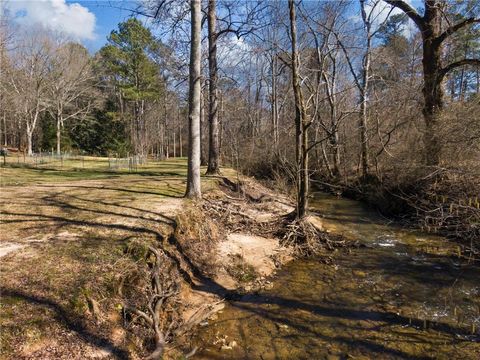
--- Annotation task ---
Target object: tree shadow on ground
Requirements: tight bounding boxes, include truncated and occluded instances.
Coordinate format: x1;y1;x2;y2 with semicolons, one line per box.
0;288;129;359
40;184;185;198
1;183;478;359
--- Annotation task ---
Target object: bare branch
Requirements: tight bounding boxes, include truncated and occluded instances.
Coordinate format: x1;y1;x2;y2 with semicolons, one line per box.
439;59;480;82
383;0;425;30
435;17;480;45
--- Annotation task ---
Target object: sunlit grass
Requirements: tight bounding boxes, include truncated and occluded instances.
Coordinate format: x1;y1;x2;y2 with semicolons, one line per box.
0;155;233;358
0;156;231;188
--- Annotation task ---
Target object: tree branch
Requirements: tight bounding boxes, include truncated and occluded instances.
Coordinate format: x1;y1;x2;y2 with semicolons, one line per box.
435;17;480;45
439;59;480;81
383;0;424;30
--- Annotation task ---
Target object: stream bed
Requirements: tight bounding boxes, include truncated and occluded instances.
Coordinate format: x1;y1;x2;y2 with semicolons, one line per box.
193;193;480;359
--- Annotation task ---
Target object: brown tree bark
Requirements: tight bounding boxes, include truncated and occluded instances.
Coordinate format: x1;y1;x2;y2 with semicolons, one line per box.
206;0;221;175
385;0;480;166
56;112;62;155
359;0;371;176
289;0;309;219
271;53;279;149
185;0;202;199
200;85;207;166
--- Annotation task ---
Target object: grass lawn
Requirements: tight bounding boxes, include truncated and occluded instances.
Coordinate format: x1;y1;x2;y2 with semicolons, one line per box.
0;157;227;359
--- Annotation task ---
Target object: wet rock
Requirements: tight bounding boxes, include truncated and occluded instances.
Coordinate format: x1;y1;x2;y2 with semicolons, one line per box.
353;270;367;277
221;341;237;350
326;355;341;360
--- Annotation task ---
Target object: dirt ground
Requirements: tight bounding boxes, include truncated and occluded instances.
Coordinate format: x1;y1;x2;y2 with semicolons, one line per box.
0;159;191;359
0;158;296;359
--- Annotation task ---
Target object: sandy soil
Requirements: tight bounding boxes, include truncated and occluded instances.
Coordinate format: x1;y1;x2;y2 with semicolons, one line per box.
0;243;25;257
219;233;286;277
0;163;302;359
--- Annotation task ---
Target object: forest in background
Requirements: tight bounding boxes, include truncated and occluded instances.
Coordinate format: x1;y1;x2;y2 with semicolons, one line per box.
0;0;479;252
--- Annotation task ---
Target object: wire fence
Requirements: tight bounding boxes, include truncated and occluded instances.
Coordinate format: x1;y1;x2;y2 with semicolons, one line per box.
1;150;149;172
107;155;148;171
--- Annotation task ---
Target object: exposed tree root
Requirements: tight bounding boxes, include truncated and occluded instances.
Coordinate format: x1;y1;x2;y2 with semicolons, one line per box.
121;243;196;359
277;215;343;256
116;177;349;357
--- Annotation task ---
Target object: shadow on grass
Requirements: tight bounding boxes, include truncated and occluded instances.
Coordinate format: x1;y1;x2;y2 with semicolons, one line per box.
2;173;476;358
0;288;129;359
40;184;184;198
1;161;189;180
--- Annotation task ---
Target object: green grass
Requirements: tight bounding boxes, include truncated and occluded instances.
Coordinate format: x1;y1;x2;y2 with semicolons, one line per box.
0;156;234;358
0;157;196;186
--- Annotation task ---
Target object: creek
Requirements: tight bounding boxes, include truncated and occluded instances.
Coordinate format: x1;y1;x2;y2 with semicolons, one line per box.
193;192;480;359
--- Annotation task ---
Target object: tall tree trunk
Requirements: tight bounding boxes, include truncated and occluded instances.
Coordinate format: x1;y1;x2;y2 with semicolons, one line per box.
422;36;443;166
26;107;40;156
385;0;480;166
359;0;371;177
289;0;309;219
359;88;369;176
219;90;223;152
26;125;33;156
56;109;62;155
331;121;340;178
322;65;340;178
200;86;207;165
173;129;176;158
179;107;183;158
163;100;168;159
3;112;7;146
206;0;220;174
420;2;444;166
185;0;202;199
56;116;61;155
271;54;279;149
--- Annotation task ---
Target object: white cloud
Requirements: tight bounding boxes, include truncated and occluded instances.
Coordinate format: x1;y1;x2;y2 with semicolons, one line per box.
8;0;96;40
351;0;417;38
218;36;251;69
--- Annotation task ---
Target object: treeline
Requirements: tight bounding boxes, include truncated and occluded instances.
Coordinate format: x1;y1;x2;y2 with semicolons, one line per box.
1;1;479;245
0;17;185;157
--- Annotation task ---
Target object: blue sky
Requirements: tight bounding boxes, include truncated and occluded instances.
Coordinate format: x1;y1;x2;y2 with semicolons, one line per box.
8;0;423;54
71;1;140;52
7;0;149;53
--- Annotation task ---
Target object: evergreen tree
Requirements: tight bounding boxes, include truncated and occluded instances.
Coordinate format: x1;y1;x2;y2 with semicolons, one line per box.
99;18;164;155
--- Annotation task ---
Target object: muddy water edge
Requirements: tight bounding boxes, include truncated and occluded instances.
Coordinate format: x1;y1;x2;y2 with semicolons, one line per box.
191;192;480;359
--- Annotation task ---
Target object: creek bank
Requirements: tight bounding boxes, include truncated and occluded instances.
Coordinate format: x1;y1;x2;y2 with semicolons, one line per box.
127;175;333;359
311;168;480;259
190;191;480;360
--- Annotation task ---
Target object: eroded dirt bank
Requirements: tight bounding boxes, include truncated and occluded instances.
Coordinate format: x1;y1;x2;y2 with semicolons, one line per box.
190;192;480;359
0;163;314;359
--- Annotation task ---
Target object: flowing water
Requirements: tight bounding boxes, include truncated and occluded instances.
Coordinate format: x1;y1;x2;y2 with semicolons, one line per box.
193;193;480;359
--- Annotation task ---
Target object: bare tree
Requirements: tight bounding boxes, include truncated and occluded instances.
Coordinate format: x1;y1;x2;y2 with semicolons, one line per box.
289;0;309;218
49;43;96;155
333;0;393;177
385;0;480;166
300;1;349;178
8;31;52;155
206;0;221;175
185;0;202;199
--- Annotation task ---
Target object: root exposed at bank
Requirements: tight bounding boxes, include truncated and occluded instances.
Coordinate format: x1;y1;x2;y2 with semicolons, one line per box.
118;207;222;359
276;214;345;257
100;176;345;357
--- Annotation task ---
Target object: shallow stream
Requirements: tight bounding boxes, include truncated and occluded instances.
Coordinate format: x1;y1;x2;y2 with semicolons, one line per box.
193;193;480;359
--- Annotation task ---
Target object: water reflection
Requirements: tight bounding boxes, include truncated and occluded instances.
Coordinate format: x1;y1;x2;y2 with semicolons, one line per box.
193;193;480;359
